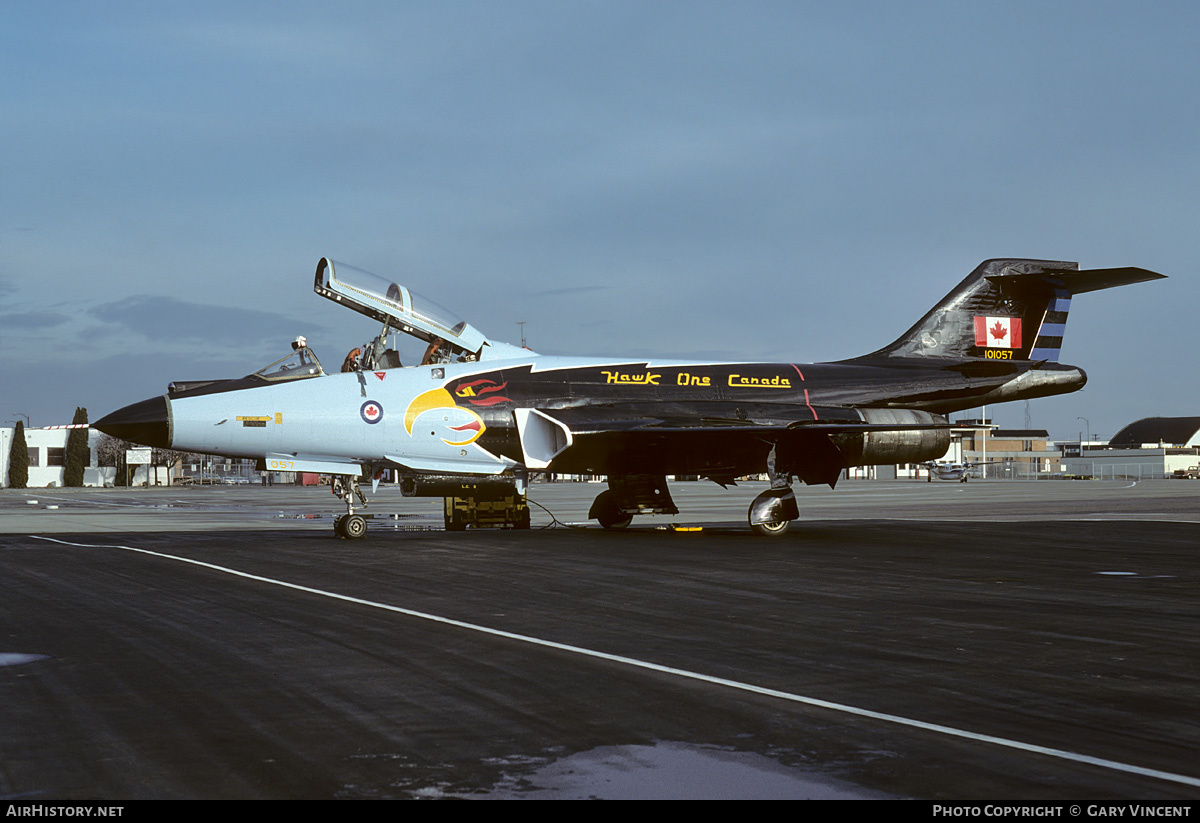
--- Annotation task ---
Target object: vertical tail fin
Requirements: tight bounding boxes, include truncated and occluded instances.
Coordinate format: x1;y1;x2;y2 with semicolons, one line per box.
858;258;1164;363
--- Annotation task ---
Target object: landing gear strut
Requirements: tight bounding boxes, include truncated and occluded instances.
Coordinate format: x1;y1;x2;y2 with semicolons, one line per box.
332;474;369;539
747;445;799;537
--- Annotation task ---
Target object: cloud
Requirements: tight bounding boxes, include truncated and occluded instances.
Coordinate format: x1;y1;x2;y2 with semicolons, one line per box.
87;295;322;346
0;311;71;329
539;285;610;298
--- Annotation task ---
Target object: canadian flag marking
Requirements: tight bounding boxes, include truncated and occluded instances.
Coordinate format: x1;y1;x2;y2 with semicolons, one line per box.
974;316;1022;349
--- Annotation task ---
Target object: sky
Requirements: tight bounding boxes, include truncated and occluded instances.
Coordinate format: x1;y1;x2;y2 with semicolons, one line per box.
1;1;1196;443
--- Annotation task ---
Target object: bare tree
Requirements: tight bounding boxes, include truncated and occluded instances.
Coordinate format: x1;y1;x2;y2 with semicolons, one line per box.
149;448;188;486
95;433;131;486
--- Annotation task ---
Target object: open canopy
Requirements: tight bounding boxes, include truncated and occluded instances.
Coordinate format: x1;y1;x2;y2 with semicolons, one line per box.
314;257;491;358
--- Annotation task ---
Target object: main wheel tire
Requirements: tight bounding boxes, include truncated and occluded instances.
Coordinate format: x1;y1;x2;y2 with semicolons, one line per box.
750;518;791;537
593;490;632;530
342;514;367;539
333;514;346;538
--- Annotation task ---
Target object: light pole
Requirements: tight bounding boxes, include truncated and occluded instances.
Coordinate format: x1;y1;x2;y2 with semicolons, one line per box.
1076;416;1091;448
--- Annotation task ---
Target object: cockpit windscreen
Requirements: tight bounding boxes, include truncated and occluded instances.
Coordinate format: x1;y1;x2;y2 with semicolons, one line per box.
251;347;324;382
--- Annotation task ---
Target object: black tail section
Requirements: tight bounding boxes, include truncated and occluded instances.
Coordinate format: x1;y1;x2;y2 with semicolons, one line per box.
857;258;1164;363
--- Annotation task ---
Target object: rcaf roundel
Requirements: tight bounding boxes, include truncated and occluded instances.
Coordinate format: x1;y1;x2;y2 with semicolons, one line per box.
360;400;384;424
974;316;1022;349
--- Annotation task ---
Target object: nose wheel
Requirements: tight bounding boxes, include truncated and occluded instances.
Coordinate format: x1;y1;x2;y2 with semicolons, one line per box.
335;513;368;539
331;474;369;539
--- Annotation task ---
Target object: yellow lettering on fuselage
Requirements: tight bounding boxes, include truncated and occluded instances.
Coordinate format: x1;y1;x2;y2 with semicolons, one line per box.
676;372;711;387
728;374;792;388
983;349;1015;360
602;370;660;385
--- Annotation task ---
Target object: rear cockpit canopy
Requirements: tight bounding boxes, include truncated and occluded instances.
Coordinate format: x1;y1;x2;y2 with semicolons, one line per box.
314;258;491;360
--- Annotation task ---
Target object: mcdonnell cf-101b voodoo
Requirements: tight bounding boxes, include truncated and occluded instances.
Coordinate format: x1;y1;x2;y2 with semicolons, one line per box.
96;257;1163;538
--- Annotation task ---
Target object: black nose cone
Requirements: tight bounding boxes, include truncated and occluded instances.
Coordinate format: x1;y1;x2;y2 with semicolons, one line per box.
94;396;171;449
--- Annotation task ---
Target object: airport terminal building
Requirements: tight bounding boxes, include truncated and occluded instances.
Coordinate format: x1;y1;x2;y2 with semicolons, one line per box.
956;421;1061;479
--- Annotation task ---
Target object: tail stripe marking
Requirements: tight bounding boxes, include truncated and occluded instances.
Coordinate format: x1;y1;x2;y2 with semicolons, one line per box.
1031;285;1072;361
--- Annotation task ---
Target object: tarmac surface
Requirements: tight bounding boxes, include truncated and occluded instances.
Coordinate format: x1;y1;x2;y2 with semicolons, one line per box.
1;479;1198;799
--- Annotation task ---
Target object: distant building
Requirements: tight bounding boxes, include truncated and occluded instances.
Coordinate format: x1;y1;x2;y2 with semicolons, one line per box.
959;424;1060;479
1109;417;1200;448
0;427;114;488
1061;416;1200;480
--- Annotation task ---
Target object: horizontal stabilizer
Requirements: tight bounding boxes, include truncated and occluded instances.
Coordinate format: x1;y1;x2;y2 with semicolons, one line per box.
988;266;1165;295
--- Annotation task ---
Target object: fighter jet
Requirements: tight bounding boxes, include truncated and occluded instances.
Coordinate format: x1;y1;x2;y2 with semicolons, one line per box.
95;257;1163;538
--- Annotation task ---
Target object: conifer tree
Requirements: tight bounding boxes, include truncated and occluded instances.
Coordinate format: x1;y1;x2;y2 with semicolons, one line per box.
8;421;29;489
64;407;89;487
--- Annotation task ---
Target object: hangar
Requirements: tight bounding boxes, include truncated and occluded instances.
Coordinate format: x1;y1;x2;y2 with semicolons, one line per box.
1061;416;1200;480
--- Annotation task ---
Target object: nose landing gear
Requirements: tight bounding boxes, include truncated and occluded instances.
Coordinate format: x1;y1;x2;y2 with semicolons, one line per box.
332;475;369;539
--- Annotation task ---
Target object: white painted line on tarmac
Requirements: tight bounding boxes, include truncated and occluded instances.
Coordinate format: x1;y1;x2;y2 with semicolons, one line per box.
30;534;1200;791
21;493;181;509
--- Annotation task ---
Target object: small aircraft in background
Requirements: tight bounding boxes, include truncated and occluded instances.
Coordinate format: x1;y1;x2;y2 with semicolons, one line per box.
96;257;1163;538
922;461;986;482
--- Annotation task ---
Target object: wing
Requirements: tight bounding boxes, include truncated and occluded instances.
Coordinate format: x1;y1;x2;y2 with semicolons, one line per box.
526;402;952;487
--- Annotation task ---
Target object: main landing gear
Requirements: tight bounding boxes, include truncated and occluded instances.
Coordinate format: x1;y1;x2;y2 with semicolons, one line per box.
589;475;678;530
747;486;799;537
588;472;800;536
748;445;800;537
332;474;369;539
589;490;633;529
